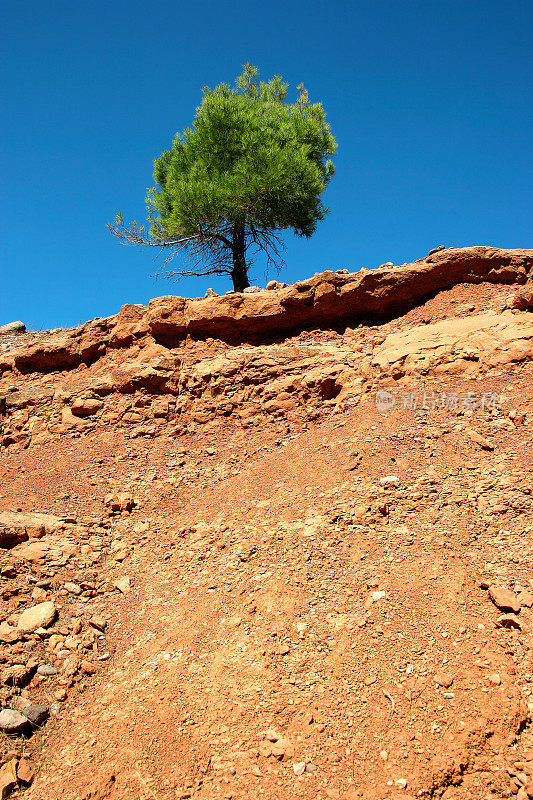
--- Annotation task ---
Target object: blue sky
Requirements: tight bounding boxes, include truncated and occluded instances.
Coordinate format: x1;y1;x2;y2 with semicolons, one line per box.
1;0;531;330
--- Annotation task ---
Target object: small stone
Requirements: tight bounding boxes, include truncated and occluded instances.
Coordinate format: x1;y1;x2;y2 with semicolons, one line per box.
517;591;533;608
293;762;306;775
88;615;107;632
428;245;446;255
466;429;494;450
271;738;293;760
31;587;47;603
113;576;131;593
8;696;32;712
21;703;49;726
496;614;522;630
71;398;103;418
3;664;30;686
37;665;58;676
435;673;454;688
243;286;262;293
0;759;17;798
488;673;501;686
265;728;280;742
258;741;273;758
0;708;29;733
489;585;521;613
81;660;97;675
63;582;82;595
372;591;386;601
104;492;135;513
54;689;67;701
395;778;408;789
0;622;20;644
16;758;36;785
379;475;400;487
17;602;57;634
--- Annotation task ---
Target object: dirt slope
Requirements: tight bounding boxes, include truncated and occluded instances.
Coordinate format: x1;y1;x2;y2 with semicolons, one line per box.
0;247;532;800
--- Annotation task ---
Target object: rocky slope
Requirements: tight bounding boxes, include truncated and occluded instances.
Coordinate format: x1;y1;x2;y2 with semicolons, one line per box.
0;246;532;800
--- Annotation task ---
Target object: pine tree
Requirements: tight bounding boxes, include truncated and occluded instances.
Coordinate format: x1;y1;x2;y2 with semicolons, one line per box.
109;64;337;292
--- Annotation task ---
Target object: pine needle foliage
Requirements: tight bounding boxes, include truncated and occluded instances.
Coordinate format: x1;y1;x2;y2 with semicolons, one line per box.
109;64;337;292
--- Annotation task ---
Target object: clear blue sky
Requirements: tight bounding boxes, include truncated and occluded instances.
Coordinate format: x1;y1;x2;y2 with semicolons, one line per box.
1;0;531;330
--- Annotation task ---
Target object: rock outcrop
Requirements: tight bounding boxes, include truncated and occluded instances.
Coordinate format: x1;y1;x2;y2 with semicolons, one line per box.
1;246;531;376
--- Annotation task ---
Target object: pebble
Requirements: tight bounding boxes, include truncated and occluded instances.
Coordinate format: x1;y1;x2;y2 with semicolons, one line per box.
379;475;400;487
3;664;30;686
435;673;454;688
293;762;306;775
113;576;131;593
54;689;67;701
37;665;58;676
271;738;293;759
17;758;36;784
489;585;521;613
517;591;533;608
63;582;82;595
31;587;48;603
496;613;522;630
0;708;29;733
17;602;57;634
21;703;49;726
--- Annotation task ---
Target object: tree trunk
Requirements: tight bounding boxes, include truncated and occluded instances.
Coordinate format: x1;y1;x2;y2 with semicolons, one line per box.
231;225;250;292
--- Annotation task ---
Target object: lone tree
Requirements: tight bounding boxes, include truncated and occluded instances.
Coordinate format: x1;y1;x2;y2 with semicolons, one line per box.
109;64;337;292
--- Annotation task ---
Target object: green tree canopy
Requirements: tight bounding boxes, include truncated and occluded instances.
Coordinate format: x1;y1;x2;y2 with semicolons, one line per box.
109;64;337;292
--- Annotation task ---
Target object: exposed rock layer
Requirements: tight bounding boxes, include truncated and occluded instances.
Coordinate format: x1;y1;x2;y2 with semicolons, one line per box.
2;246;532;375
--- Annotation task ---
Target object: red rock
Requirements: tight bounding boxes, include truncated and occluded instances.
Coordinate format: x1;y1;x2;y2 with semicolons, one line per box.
489;585;521;613
517;591;533;608
4;247;532;373
16;758;36;785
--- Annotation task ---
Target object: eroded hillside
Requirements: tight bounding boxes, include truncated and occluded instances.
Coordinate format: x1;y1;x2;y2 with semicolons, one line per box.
0;246;532;800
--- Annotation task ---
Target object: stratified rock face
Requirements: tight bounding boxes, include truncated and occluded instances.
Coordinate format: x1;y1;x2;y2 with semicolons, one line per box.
1;246;531;375
0;246;531;450
145;246;533;345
